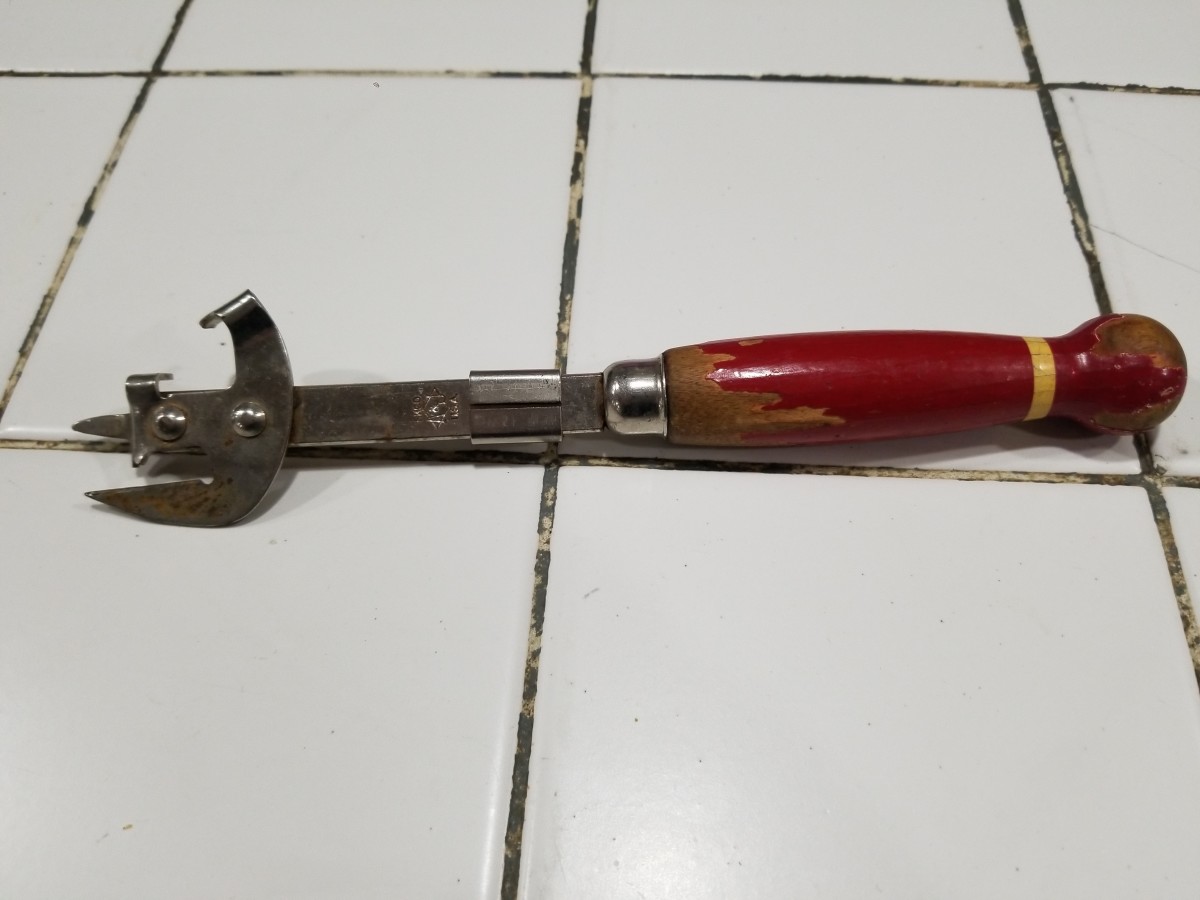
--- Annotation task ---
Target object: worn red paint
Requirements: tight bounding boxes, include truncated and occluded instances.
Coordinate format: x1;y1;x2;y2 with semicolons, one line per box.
1048;316;1187;433
685;315;1186;446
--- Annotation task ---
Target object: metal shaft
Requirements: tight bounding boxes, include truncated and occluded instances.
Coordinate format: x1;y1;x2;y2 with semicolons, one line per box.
290;372;608;445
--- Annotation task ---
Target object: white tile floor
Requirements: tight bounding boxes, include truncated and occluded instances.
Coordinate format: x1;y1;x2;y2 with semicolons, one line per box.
0;78;140;372
1;76;579;439
1055;89;1200;474
1;451;541;898
166;0;589;73
1021;0;1200;89
2;2;1198;898
523;468;1200;899
591;0;1028;80
0;0;181;72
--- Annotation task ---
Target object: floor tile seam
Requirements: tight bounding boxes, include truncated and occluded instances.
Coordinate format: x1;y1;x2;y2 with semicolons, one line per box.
499;461;560;899
552;74;593;374
1163;476;1200;490
1144;481;1200;692
1045;81;1200;97
1002;2;1200;676
1006;0;1112;319
4;70;1197;96
500;4;597;897
0;439;1164;488
0;0;195;424
558;453;1148;487
1012;0;1200;695
0;85;148;421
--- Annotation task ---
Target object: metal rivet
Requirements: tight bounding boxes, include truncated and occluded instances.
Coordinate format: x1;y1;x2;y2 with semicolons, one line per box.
151;405;188;441
231;402;267;438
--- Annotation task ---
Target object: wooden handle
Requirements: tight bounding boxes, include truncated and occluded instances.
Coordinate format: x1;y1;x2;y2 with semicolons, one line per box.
663;314;1186;447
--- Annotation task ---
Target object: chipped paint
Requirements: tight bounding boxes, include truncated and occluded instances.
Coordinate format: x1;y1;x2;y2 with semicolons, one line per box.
667;347;846;444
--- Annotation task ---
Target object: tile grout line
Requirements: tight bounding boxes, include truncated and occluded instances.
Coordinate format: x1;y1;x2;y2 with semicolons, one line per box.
1006;0;1111;317
3;68;1199;97
1007;0;1200;690
0;0;196;424
500;2;597;897
553;16;597;373
10;435;1200;491
1145;483;1200;689
498;462;560;899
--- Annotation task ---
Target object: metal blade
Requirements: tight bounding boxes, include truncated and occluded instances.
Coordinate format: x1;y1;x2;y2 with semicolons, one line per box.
84;476;259;527
73;414;131;440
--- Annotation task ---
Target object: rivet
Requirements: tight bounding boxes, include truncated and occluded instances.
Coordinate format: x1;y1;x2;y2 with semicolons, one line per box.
151;405;188;441
231;402;267;438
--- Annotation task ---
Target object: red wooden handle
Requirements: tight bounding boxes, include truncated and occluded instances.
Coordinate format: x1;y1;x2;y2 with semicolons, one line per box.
662;314;1186;447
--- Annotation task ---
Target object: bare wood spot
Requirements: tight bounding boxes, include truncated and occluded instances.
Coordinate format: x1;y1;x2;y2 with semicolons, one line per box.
664;347;843;446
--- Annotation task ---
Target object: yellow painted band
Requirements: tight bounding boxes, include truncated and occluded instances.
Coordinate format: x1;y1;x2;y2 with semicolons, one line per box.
1023;336;1056;421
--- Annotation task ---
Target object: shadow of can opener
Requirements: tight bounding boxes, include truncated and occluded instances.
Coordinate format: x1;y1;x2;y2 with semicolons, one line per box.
74;290;1187;527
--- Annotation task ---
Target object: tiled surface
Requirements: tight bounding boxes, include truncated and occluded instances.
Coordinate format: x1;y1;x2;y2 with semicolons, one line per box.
593;0;1028;80
0;449;541;898
1056;90;1200;474
565;78;1129;473
167;0;590;72
1022;0;1200;88
0;79;140;376
2;76;578;440
522;467;1200;898
1170;487;1200;607
4;3;1200;898
0;0;181;71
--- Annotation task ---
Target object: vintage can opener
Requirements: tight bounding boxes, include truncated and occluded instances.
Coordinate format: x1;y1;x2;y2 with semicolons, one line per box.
74;290;1186;526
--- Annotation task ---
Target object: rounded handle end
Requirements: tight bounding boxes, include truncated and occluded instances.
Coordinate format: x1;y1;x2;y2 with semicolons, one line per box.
1054;314;1187;434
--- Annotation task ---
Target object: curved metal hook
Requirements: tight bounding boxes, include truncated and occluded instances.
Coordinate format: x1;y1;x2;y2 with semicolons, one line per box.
85;291;294;527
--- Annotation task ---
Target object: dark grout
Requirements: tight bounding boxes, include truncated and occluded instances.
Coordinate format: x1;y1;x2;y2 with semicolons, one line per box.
0;435;1174;490
0;0;196;425
1006;0;1111;317
149;0;195;72
1145;484;1200;689
141;68;579;79
499;462;560;898
602;70;1035;89
1;70;154;78
4;67;1198;97
1046;80;1200;97
500;2;598;895
553;36;597;372
1008;0;1200;693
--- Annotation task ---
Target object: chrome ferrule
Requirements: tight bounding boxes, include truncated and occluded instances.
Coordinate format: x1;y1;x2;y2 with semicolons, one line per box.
602;357;667;437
